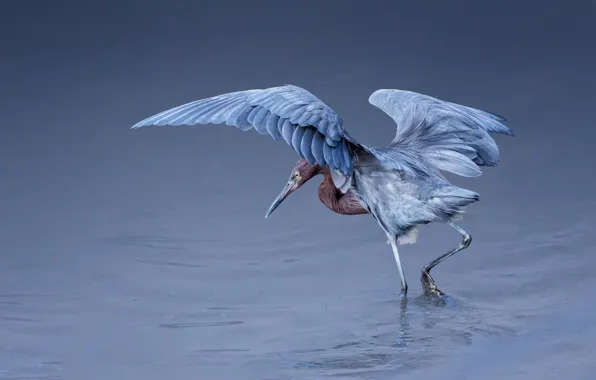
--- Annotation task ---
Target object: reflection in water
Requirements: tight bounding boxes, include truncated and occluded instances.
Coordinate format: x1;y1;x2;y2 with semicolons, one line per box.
261;293;519;379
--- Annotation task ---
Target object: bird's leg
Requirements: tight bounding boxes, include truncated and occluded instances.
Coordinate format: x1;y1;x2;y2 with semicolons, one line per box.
421;221;471;301
388;235;408;297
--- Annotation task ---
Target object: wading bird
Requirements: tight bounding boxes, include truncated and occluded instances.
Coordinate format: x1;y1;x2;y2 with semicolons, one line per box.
132;85;513;300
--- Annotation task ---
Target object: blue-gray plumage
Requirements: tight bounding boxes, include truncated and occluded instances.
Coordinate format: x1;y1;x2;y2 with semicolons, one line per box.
131;84;513;301
133;85;354;174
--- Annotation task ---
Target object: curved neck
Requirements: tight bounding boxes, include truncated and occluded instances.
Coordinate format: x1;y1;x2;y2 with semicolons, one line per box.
318;166;334;186
318;165;331;179
316;166;367;215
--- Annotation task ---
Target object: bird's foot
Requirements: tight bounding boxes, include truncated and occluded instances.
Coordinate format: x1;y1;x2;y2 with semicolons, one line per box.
421;270;448;304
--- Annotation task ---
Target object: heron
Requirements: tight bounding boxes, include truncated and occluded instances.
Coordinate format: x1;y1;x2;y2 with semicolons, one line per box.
131;84;513;300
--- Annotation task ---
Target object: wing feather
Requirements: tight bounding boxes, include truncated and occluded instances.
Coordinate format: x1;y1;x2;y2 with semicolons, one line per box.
251;107;270;135
323;143;334;165
280;119;294;145
367;89;512;178
265;114;283;141
132;85;354;174
300;128;316;164
311;132;326;166
332;144;344;173
291;125;306;155
229;105;254;131
246;106;263;125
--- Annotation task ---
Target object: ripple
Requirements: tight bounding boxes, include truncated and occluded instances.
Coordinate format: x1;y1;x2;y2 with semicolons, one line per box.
1;316;38;323
331;341;363;350
192;348;250;353
203;305;288;311
0;377;63;380
157;320;244;328
135;258;205;268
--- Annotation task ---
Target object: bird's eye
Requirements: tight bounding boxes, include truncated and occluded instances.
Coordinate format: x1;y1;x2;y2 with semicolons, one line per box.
293;172;300;180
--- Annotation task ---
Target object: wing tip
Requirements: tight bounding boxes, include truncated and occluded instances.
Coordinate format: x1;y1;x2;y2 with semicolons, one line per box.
131;120;162;129
367;89;388;104
131;120;197;129
485;110;508;122
483;110;515;137
492;123;515;137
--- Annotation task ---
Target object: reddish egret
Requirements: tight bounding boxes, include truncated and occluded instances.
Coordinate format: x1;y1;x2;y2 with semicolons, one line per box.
132;85;513;300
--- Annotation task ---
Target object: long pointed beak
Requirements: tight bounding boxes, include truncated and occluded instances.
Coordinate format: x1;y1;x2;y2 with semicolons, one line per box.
265;182;294;218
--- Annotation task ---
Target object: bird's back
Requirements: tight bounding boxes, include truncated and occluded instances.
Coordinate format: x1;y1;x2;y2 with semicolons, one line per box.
346;148;480;238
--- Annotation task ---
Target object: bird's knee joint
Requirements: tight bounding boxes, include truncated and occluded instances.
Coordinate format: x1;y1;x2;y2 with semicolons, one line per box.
462;234;472;248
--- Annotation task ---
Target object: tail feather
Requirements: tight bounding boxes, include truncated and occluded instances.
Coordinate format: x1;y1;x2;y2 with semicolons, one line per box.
430;185;480;220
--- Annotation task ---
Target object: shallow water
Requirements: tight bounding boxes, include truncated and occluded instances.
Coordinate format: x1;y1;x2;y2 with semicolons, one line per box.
2;193;596;379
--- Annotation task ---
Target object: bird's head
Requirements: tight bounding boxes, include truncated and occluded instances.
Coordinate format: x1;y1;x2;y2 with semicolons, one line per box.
265;159;323;218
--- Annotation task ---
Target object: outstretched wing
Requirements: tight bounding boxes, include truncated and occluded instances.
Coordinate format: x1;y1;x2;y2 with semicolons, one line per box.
132;85;355;174
367;89;513;178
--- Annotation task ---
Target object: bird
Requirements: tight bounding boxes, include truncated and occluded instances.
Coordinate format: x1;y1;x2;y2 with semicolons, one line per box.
131;84;513;300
